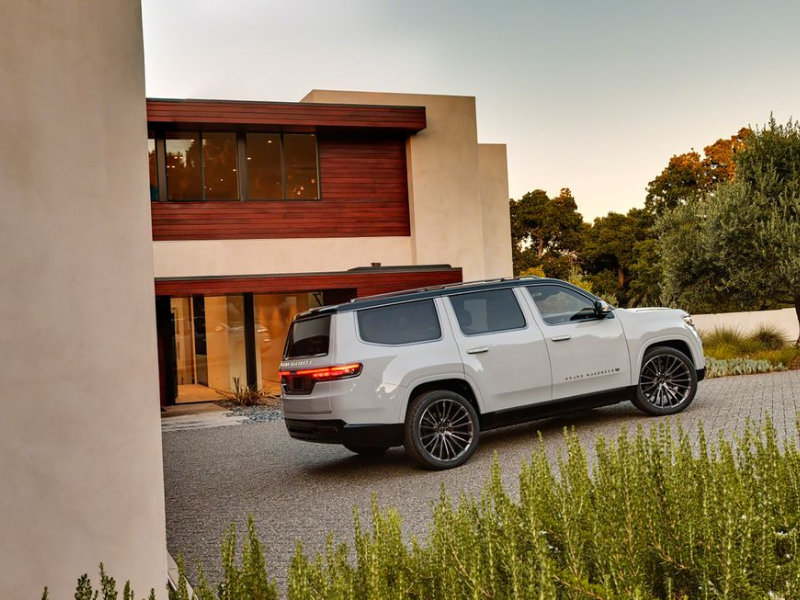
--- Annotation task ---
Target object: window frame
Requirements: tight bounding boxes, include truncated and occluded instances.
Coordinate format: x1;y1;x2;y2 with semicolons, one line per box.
355;298;444;347
525;282;608;327
149;129;321;203
447;288;528;337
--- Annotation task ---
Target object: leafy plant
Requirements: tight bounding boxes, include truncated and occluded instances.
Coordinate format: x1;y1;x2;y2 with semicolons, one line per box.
43;563;154;600
750;324;788;351
215;377;279;408
705;356;786;378
701;326;800;375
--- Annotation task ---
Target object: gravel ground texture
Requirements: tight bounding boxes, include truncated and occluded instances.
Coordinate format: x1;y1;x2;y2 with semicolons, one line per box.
223;402;284;423
163;370;800;591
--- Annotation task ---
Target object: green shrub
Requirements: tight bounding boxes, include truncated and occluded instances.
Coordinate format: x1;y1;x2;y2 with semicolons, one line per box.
750;324;788;350
705;356;787;378
702;325;800;372
215;377;279;408
42;563;155;600
55;419;800;599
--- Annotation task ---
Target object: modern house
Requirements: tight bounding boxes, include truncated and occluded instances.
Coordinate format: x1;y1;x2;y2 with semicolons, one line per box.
2;2;512;597
149;91;512;405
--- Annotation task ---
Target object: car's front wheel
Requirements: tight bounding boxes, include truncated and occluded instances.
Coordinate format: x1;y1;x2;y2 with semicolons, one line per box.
632;346;698;415
404;390;479;469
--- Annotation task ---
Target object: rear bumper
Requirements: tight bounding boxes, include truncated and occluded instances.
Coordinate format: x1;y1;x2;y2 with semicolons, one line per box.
697;367;706;382
285;418;403;448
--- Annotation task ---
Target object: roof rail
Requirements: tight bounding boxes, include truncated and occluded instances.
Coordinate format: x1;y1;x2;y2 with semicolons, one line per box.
346;275;541;303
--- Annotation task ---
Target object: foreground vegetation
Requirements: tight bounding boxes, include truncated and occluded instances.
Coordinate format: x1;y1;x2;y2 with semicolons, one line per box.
54;418;800;599
702;325;800;378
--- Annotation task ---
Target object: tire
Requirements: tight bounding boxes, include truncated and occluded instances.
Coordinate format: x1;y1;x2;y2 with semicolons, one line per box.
404;390;480;470
343;444;388;456
632;346;698;416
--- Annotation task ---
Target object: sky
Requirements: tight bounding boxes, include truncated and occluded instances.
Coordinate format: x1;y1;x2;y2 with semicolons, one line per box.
141;0;800;221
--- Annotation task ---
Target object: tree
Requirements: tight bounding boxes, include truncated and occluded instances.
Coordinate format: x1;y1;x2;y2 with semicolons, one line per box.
509;188;584;278
659;118;800;344
645;128;750;216
580;208;654;306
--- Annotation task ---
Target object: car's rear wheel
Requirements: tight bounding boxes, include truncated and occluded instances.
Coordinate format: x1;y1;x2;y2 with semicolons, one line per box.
632;346;697;415
404;390;479;469
343;444;388;456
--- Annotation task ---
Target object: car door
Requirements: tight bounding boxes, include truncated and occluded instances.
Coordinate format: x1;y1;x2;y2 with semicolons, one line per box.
522;283;631;400
443;287;552;413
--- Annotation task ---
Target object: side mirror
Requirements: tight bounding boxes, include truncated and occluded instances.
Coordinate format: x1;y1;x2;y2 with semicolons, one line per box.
594;300;612;318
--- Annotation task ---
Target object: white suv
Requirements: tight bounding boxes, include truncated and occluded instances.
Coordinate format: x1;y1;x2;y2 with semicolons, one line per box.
280;278;705;469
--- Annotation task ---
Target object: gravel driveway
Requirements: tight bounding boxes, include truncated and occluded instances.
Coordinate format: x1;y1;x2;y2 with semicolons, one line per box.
163;370;800;589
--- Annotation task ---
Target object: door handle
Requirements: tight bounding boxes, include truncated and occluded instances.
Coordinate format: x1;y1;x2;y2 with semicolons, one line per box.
466;346;489;354
551;335;571;342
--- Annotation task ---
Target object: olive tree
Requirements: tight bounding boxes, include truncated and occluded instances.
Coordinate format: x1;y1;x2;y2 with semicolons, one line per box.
659;118;800;344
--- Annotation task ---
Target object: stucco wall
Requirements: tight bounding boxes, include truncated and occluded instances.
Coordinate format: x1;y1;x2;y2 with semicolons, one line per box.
478;144;513;278
302;90;507;282
693;308;799;343
0;2;167;598
153;236;413;278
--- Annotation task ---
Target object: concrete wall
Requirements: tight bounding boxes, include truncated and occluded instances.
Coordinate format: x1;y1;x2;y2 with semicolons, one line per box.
693;308;799;343
0;2;167;598
302;90;510;282
153;236;413;278
478;144;513;278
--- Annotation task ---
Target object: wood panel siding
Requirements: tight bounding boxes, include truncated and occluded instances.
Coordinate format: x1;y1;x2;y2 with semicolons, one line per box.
151;135;411;240
146;99;426;132
154;268;463;298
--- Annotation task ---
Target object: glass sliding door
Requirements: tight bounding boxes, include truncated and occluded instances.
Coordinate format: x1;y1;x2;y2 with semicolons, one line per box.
161;291;336;403
169;294;248;403
253;292;323;394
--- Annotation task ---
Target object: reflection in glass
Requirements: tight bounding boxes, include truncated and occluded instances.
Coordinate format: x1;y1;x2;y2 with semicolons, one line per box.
148;138;158;201
284;134;319;199
254;292;323;394
246;133;283;199
165;132;202;200
203;132;239;200
170;294;248;403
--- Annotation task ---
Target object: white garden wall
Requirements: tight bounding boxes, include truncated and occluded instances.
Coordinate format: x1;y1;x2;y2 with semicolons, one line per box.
692;307;799;342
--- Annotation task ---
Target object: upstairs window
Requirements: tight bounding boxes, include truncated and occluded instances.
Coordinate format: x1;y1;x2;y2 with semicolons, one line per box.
284;134;319;199
246;133;283;199
150;131;319;201
147;138;158;201
165;132;238;201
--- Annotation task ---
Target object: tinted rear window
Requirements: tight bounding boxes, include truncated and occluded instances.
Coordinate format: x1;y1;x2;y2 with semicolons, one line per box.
284;315;331;358
357;299;441;345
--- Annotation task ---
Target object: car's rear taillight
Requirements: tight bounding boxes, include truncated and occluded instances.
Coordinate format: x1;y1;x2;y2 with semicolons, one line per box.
279;363;362;393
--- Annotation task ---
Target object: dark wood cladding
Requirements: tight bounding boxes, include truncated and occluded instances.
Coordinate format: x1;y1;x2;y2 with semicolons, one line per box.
151;135;411;240
146;99;426;132
154;269;463;298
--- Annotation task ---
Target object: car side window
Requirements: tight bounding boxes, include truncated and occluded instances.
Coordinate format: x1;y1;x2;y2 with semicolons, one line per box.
357;299;441;345
526;285;598;325
449;289;526;335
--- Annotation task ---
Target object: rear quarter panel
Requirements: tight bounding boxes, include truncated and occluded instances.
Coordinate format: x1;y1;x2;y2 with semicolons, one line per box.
334;301;465;423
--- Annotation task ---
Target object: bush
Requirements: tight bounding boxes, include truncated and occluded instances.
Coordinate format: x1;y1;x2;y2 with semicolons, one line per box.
702;326;799;372
288;419;800;599
215;377;279;408
705;356;786;378
56;419;800;599
750;324;788;351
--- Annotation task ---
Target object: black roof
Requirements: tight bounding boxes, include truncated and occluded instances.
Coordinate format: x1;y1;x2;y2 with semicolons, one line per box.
295;277;598;319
